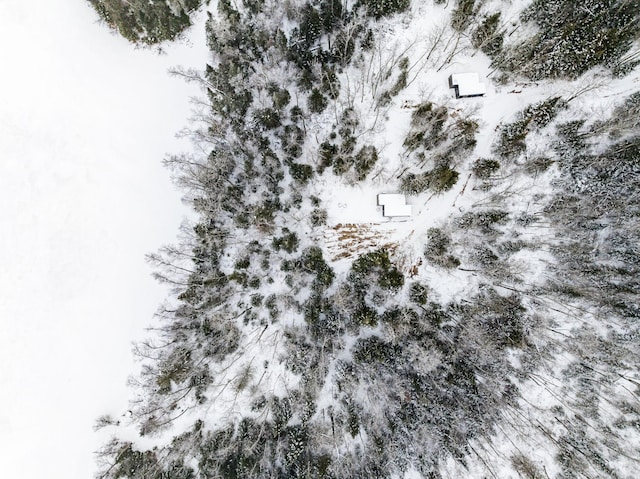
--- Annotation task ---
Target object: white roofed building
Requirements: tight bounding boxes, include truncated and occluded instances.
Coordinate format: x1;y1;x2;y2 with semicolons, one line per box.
377;193;412;217
449;73;486;98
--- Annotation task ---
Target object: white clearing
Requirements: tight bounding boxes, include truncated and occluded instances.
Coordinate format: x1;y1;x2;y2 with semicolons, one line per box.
0;2;206;478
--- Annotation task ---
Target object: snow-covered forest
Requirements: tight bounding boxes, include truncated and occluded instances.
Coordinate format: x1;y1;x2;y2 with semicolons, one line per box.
87;0;640;477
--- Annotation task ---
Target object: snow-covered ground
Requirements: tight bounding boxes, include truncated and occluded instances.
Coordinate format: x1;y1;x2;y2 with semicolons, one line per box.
0;2;206;477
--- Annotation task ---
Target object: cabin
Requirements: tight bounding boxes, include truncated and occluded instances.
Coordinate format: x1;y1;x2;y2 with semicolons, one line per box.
377;193;412;218
448;73;486;98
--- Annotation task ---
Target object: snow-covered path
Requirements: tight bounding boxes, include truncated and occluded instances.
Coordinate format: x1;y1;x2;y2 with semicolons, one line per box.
0;2;205;477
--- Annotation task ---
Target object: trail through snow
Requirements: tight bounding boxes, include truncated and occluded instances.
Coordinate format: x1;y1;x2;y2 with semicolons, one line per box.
0;2;206;477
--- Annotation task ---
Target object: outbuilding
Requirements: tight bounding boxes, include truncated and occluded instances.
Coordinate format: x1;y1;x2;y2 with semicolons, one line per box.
377;193;412;217
449;73;486;98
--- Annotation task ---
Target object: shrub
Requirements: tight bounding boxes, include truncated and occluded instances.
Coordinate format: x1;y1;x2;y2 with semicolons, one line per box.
555;120;587;156
476;291;526;348
320;0;344;31
424;228;460;268
253;199;282;226
156;346;194;393
351;249;404;291
471;246;499;267
400;172;431;194
354;145;378;181
429;165;459;192
288;162;314;184
493;119;529;159
298;3;323;47
318;141;338;173
389;57;409;96
265;294;279;319
523;97;566;129
338;108;359;137
300;246;335;287
510;0;640;79
511;454;545;479
425;228;449;257
472;158;500;179
340;134;356;155
254;108;281;130
358;0;410;19
88;0;196;45
308;88;328;113
331;154;350;176
401;162;459;194
272;229;300;253
379;57;409;105
524;156;554;176
234;257;251;269
321;67;341;99
353;304;379;327
448;119;479;155
471;13;504;56
290;105;304;121
229;270;248;286
353;336;401;363
110;443;165;478
404;102;448;151
331;28;359;65
457;210;509;234
493;98;565;159
408;282;429;304
280;125;305;158
269;85;291;109
451;0;477;32
310;208;328;226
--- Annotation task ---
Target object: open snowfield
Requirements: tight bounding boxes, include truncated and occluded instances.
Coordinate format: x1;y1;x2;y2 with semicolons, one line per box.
0;2;206;477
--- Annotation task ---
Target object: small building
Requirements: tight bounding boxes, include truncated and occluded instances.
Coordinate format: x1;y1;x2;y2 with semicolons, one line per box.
448;73;486;98
377;193;412;217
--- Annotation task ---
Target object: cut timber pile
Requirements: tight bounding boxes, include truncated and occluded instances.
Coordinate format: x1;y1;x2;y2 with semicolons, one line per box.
324;223;393;260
